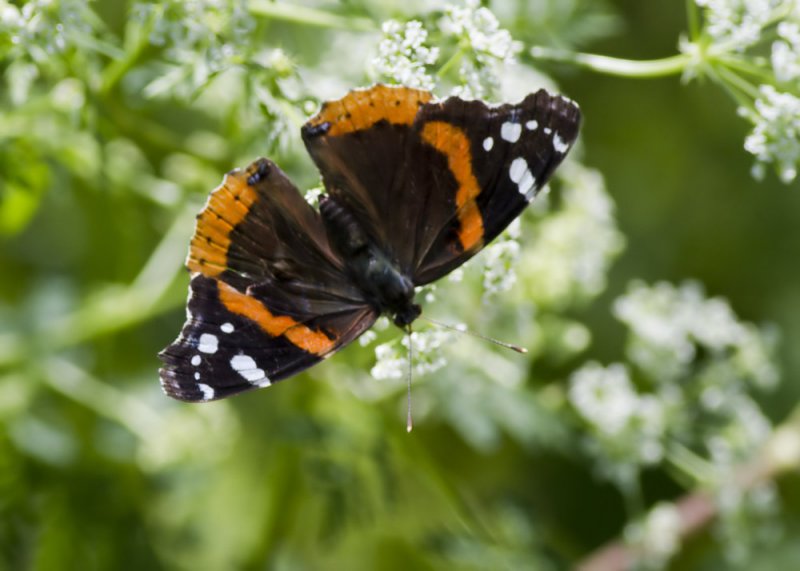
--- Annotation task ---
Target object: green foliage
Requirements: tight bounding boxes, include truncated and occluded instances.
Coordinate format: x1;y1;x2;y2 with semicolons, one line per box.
2;1;800;570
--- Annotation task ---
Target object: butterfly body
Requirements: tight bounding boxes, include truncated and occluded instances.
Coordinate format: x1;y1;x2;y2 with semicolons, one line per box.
159;85;581;402
319;193;421;327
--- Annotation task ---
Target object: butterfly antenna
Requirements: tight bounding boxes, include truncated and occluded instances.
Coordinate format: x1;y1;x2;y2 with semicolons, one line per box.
421;316;528;354
406;324;413;433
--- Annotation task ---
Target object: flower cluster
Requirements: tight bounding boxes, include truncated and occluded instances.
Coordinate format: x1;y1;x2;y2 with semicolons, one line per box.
688;0;800;182
569;362;669;486
614;280;778;388
0;0;102;103
519;164;625;307
479;219;520;299
373;20;439;90
695;0;784;49
772;21;800;84
440;0;521;98
371;328;458;381
371;0;521;99
624;502;683;569
569;279;779;525
742;85;800;183
0;0;92;58
133;0;254;93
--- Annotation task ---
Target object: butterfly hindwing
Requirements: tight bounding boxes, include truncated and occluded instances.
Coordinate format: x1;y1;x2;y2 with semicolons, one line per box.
159;275;377;402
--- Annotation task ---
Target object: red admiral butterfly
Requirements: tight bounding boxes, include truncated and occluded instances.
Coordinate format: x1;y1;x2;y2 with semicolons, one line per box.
159;84;581;403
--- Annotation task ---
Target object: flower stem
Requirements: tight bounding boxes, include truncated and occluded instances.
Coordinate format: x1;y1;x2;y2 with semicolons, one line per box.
666;441;718;486
686;0;701;41
248;1;375;32
437;45;467;78
530;47;692;78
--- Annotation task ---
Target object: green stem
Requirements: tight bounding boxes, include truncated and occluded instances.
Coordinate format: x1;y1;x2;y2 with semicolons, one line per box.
437;45;467;78
686;0;701;41
704;65;753;110
248;1;375;32
717;55;774;84
666;441;718;486
715;65;761;99
530;47;692;78
621;473;645;520
44;357;161;441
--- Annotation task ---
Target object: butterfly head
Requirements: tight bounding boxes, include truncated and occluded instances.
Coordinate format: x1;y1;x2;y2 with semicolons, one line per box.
392;301;421;328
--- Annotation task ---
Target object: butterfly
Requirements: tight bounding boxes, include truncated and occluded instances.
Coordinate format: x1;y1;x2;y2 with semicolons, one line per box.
159;84;581;403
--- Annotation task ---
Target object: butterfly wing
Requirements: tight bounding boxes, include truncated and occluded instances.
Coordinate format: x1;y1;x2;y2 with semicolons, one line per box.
159;275;377;402
301;85;581;284
159;159;377;402
408;90;582;284
301;84;435;275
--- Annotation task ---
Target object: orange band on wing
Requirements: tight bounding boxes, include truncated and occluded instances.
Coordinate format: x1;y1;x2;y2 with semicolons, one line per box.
420;121;485;252
186;166;259;276
305;85;433;137
217;282;336;355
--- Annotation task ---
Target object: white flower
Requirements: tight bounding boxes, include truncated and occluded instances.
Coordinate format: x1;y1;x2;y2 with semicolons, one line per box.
371;341;406;380
625;502;682;566
695;0;784;49
741;85;800;183
772;21;800;83
520;164;624;306
303;186;323;206
370;328;456;381
358;330;377;347
440;0;519;64
372;19;439;90
137;0;253;74
616;282;737;373
440;0;521;97
614;280;778;391
569;362;639;436
480;219;521;299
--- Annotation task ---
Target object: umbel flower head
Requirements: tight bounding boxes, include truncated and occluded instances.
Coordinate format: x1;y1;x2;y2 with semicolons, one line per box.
742;85;800;183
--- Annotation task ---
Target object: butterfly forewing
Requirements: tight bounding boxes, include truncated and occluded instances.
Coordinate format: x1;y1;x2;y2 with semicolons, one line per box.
409;90;582;284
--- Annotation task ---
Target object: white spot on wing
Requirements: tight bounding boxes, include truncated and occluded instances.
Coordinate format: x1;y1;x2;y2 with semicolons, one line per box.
500;121;522;143
525;120;538;130
544;127;552;135
509;157;528;183
198;383;214;400
553;133;570;154
194;372;200;380
483;136;494;151
230;354;271;386
509;157;536;199
191;354;201;366
198;333;218;354
519;170;536;197
221;322;234;333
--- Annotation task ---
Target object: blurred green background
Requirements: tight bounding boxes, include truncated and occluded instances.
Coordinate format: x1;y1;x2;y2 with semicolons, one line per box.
1;0;799;569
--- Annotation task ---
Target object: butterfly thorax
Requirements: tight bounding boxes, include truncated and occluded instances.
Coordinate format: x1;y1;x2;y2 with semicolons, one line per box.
319;194;421;328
